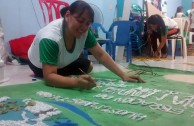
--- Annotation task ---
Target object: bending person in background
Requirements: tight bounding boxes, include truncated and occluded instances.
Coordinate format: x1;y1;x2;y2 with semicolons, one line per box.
146;14;179;58
28;1;145;90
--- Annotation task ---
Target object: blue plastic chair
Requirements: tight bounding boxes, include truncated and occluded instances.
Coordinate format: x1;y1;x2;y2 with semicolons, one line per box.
83;22;111;59
130;4;144;56
108;21;137;63
91;22;112;55
130;27;142;55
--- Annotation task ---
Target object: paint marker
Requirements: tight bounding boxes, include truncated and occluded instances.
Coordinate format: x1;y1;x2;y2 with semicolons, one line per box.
78;68;98;87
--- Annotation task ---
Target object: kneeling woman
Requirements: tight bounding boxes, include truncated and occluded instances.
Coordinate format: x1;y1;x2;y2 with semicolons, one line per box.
27;1;145;90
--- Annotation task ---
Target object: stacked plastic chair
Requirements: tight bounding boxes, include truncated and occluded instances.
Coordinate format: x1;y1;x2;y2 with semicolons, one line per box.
130;4;145;56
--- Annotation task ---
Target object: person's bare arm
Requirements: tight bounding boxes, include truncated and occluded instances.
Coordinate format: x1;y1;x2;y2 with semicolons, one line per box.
89;44;145;83
157;35;167;51
42;64;96;89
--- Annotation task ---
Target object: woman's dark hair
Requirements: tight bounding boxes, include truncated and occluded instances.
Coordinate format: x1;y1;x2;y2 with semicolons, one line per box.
176;6;183;13
60;1;94;23
147;14;165;33
174;6;183;17
60;6;70;17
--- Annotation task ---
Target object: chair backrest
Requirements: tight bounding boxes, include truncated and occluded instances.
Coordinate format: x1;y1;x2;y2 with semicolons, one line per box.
91;22;108;38
173;18;183;35
108;21;137;45
176;12;184;18
182;18;190;37
173;18;190;37
39;0;69;25
190;9;194;29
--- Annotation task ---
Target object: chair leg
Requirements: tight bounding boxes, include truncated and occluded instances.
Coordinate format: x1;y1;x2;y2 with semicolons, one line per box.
171;39;176;60
178;36;185;59
105;41;112;56
183;38;187;58
105;43;109;54
126;46;129;62
189;32;194;44
174;39;178;60
181;37;184;58
112;45;116;61
126;45;132;63
109;41;112;56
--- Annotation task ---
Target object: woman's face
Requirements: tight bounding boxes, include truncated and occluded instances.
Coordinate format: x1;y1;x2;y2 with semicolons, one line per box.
66;10;92;38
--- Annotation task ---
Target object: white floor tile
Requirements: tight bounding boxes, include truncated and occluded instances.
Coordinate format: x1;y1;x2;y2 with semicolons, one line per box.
132;56;194;71
0;56;194;86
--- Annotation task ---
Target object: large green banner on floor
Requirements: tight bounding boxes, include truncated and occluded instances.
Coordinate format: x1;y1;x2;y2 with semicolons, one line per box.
0;65;194;126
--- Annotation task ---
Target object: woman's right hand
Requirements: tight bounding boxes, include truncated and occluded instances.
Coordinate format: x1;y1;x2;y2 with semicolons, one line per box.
77;75;97;90
153;51;160;58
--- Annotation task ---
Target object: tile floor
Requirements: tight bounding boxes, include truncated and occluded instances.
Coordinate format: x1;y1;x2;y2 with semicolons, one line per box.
0;55;194;87
132;56;194;72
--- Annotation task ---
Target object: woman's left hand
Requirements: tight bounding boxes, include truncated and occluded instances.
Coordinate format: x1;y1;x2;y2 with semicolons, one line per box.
122;74;145;83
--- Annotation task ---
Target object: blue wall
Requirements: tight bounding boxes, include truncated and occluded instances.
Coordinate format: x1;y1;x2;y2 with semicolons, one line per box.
117;0;143;18
182;0;192;14
117;0;124;17
167;0;181;18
